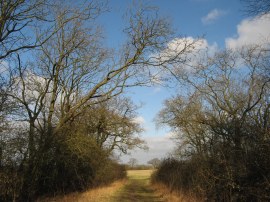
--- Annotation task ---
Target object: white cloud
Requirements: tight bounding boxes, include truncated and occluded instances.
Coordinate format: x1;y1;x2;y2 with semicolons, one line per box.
158;37;218;64
170;37;218;70
153;37;219;79
120;132;176;164
226;14;270;49
153;87;161;94
13;71;51;102
149;37;218;82
132;116;145;125
172;37;218;56
146;132;174;152
202;9;227;25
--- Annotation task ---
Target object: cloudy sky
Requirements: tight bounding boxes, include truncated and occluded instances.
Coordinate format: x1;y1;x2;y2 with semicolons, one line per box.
99;0;270;164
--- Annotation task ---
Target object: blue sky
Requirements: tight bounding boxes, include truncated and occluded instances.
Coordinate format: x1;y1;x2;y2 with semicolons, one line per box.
98;0;270;164
100;0;243;48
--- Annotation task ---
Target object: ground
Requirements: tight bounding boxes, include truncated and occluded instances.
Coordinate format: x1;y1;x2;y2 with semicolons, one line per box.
113;170;164;202
39;170;197;202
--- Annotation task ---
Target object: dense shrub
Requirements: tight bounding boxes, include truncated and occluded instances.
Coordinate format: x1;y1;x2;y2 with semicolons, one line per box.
95;161;126;186
36;134;126;198
0;132;126;202
153;144;270;201
154;46;270;201
152;157;203;197
0;169;23;202
34;134;106;195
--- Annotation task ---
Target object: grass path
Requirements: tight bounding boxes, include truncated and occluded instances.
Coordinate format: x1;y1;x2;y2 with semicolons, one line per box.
40;170;189;202
112;170;165;202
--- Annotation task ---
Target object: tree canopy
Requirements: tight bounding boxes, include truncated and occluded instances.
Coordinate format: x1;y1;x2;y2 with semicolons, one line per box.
0;1;198;201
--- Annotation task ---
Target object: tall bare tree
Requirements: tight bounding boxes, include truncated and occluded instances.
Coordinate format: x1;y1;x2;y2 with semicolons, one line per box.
157;44;270;200
0;0;52;60
1;1;200;200
8;0;197;168
241;0;270;16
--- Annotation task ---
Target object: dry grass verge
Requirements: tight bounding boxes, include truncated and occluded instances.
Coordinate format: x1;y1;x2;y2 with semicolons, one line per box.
152;183;203;202
38;179;127;202
38;170;202;202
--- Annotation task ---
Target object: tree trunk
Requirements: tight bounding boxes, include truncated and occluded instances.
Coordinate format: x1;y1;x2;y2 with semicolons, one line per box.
20;120;38;201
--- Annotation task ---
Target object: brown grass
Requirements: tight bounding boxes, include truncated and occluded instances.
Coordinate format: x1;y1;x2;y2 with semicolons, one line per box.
152;183;203;202
38;170;203;202
114;170;165;202
127;169;154;180
37;179;127;202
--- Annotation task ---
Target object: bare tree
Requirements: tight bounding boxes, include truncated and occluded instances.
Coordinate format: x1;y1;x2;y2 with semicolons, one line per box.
0;0;53;60
241;0;270;17
2;1;200;200
147;158;161;168
75;97;147;154
157;45;270;200
7;0;198;172
128;158;138;168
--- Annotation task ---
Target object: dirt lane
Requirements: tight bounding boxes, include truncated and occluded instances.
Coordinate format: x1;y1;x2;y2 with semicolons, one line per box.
39;170;168;202
113;170;165;202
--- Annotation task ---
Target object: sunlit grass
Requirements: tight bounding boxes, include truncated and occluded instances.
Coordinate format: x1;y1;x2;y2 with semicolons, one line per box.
152;182;203;202
38;169;199;202
113;169;164;202
127;170;154;180
38;179;127;202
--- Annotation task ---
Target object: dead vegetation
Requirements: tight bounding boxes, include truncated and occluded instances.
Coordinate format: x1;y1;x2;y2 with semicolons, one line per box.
152;183;202;202
38;179;127;202
154;45;270;201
